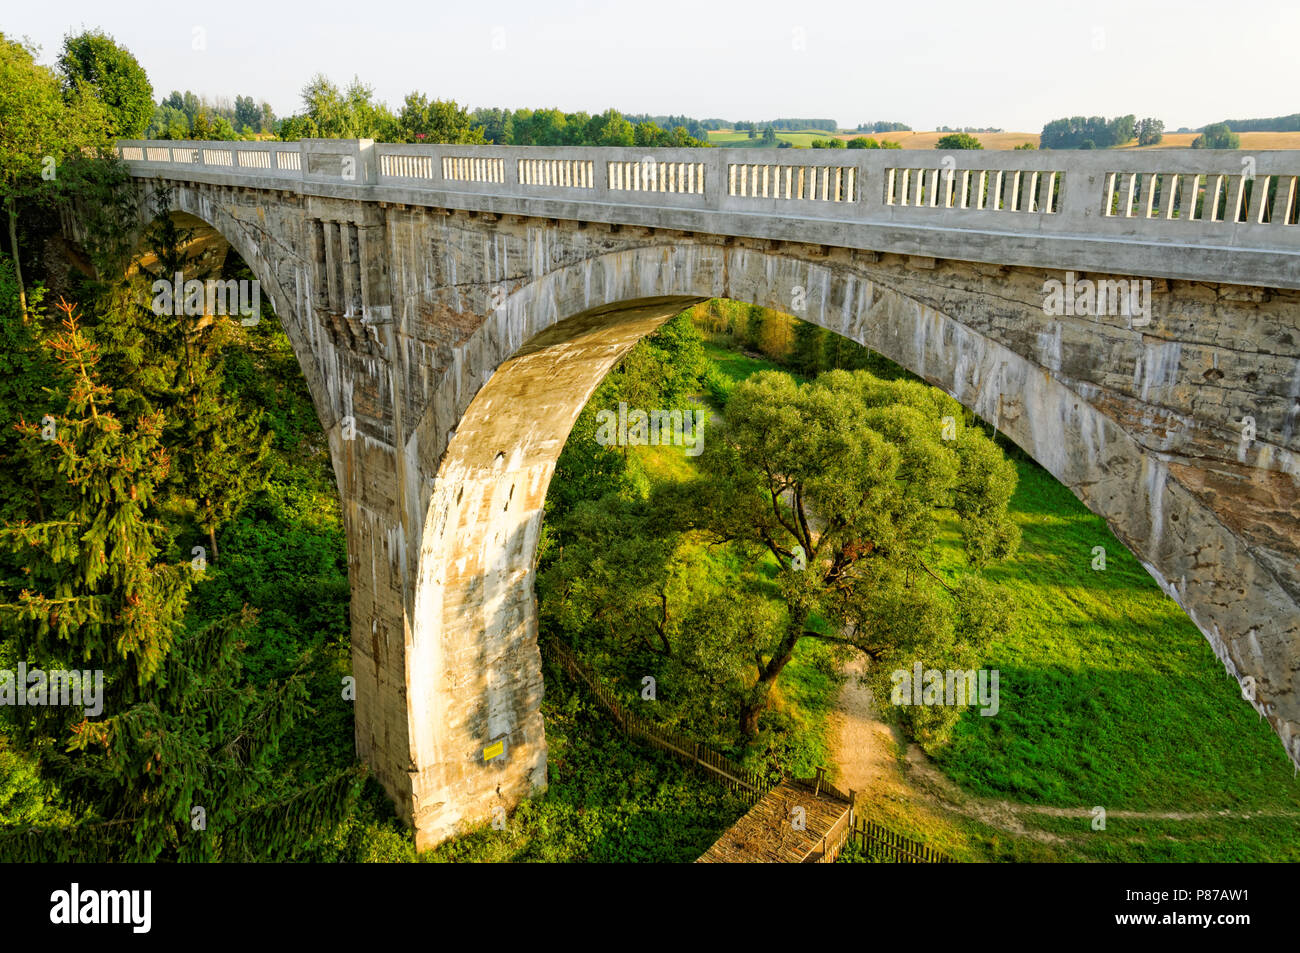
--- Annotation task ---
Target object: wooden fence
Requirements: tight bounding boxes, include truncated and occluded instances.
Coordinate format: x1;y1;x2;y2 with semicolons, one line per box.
847;819;954;863
541;639;774;802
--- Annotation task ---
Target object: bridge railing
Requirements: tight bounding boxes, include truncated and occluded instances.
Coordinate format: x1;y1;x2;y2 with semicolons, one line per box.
112;139;1300;286
115;138;1300;237
118;139;305;179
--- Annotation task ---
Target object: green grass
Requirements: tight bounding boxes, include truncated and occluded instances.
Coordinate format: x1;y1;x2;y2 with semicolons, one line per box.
1013;810;1300;862
833;455;1300;862
932;460;1300;814
706;129;840;148
851;455;1300;861
701;341;792;383
766;638;842;777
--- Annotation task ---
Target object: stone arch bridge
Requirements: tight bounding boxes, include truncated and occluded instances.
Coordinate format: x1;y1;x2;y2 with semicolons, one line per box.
94;138;1300;847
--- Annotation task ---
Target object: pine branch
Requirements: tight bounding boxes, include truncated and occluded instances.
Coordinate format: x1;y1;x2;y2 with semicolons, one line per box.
219;767;365;862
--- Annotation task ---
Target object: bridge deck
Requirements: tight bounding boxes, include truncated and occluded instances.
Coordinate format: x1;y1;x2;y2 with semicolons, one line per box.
697;778;854;863
112;138;1300;290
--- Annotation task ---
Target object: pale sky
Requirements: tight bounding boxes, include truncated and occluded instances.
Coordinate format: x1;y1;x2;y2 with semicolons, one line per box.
6;0;1297;132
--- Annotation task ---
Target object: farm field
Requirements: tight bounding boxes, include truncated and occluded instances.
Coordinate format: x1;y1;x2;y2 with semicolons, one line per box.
711;129;1300;151
854;130;1300;150
707;129;840;148
1120;131;1300;150
709;128;1040;149
836;130;1038;149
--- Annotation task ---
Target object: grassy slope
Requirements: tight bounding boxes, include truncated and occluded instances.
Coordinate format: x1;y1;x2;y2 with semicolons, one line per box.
921;457;1300;860
850;451;1300;862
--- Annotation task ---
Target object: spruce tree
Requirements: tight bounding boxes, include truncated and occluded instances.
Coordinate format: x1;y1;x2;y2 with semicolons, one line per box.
0;298;187;691
0;260;65;524
134;195;271;562
176;345;271;562
0;298;357;861
790;320;826;376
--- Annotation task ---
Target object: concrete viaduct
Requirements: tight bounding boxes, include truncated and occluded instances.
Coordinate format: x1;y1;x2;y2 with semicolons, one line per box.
100;138;1300;848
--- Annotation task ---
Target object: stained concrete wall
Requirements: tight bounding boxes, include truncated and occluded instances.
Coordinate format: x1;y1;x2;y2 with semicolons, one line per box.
118;179;1299;849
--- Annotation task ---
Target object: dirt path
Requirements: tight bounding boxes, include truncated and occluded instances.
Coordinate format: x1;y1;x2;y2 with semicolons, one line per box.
828;655;905;799
827;657;1300;846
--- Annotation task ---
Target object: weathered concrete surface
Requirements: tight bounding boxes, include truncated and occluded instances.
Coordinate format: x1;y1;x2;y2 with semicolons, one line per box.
112;178;1300;849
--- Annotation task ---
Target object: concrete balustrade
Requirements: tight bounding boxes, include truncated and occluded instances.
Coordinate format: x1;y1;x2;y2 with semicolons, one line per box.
114;138;1300;288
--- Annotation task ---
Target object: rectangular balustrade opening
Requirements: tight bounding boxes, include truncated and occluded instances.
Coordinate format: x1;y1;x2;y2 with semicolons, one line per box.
1102;171;1300;225
726;163;857;202
883;166;1062;213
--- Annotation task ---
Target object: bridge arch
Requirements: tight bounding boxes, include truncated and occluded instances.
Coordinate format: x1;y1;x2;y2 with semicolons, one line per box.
94;164;1299;850
404;240;1297;846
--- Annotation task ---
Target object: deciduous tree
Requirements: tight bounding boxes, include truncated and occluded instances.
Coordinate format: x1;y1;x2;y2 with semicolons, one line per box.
693;370;1017;738
57;29;153;139
0;34;109;319
398;93;487;144
936;132;983;150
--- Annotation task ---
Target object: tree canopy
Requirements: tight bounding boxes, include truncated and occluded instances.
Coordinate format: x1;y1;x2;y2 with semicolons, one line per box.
935;132;983;150
1192;123;1240;149
542;364;1020;747
0;33;112;317
57;29;153;139
1039;114;1137;149
397;92;485;144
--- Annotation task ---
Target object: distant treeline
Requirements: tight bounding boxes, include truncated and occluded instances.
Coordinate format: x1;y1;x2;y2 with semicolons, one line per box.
1039;114;1163;149
1040;114;1136;149
857;121;911;132
733;118;839;132
1209;114;1300;132
468;107;705;147
622;114;711;141
149;90;276;140
937;126;1003;133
